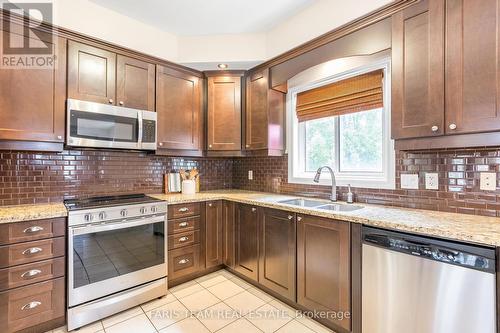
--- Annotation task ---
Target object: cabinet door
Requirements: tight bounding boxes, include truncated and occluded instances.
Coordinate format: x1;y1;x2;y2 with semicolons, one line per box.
205;201;223;268
116;55;155;111
297;215;351;331
67;41;116;104
0;28;65;143
446;0;500;134
234;204;259;281
222;201;235;268
207;76;242;151
156;66;202;151
245;71;268;150
391;0;445;139
258;208;296;301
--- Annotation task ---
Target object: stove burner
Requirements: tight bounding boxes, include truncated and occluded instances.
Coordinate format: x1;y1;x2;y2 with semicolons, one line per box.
64;194;162;211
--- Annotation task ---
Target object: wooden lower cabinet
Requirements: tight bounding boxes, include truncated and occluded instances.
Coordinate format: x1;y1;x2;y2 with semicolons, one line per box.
222;201;235;268
258;208;296;301
234;204;259;281
297;214;351;332
204;201;223;268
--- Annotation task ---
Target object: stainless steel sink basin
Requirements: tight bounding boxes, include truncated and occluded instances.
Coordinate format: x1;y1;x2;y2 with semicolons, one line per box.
277;198;326;207
316;203;363;212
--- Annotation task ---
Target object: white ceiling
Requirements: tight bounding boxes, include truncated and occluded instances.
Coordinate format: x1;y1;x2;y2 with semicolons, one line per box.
89;0;316;36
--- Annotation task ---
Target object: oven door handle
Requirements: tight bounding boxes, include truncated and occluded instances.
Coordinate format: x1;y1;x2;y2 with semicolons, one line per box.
70;215;165;236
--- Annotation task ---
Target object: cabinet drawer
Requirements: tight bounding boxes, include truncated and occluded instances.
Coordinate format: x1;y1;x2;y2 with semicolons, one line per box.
0;257;65;291
0;237;65;268
0;277;65;333
168;244;200;280
0;218;66;246
168;203;201;219
168;216;200;234
168;230;199;250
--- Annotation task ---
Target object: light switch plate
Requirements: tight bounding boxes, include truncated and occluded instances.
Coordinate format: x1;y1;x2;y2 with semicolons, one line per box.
425;173;439;190
248;170;253;180
401;174;419;189
480;172;496;191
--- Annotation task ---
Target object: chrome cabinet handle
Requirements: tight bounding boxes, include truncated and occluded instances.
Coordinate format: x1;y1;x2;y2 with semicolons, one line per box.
57;135;63;140
179;236;189;242
287;215;293;220
178;207;189;212
22;247;42;255
178;258;190;264
449;123;457;130
208;144;212;148
246;144;250;148
23;226;44;234
119;101;124;106
178;222;188;228
431;125;439;132
21;269;42;279
21;301;41;311
297;216;302;222
159;142;164;146
251;207;257;212
208;203;213;207
108;99;114;104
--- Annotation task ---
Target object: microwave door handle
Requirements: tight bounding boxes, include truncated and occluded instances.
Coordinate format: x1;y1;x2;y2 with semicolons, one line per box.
71;215;165;236
138;111;143;149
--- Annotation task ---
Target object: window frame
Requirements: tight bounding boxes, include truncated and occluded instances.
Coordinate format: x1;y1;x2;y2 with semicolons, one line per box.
287;58;395;189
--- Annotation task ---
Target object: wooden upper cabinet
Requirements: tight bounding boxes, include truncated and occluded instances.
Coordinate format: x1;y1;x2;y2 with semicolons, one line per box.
234;204;259;281
297;215;351;331
391;0;445;139
204;201;223;268
245;69;285;155
0;26;66;145
156;65;203;153
67;41;116;105
445;0;500;134
259;208;296;301
207;74;242;151
116;55;155;111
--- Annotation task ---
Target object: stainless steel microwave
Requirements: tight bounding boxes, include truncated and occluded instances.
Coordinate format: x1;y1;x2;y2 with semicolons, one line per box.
66;99;157;150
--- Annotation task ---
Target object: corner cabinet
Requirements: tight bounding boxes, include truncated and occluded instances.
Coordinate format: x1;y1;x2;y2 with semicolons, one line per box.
297;214;351;332
0;23;66;151
156;65;203;156
206;72;243;155
245;69;285;156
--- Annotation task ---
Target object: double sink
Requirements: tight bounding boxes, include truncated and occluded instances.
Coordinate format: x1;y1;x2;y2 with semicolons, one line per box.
277;198;363;212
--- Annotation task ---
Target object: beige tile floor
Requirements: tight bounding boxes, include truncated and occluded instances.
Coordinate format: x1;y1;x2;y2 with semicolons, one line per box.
46;269;334;333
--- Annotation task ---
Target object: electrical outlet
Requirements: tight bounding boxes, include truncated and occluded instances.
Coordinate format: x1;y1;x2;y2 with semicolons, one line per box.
425;173;439;190
401;174;419;189
480;172;497;191
248;170;253;180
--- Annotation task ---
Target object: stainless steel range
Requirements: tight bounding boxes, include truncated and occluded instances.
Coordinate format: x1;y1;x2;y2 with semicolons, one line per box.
65;194;167;330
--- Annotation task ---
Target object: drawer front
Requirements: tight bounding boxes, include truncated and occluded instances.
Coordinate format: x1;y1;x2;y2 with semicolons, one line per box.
168;216;200;234
0;218;66;246
0;237;65;268
0;257;65;291
168;230;199;250
0;277;65;333
168;244;200;280
168;203;201;219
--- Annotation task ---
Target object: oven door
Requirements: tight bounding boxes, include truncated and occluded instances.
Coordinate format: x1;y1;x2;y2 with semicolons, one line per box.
68;215;167;307
67;99;142;150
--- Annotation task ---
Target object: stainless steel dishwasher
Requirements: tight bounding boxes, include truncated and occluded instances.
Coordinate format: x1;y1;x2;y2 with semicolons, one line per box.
362;226;496;333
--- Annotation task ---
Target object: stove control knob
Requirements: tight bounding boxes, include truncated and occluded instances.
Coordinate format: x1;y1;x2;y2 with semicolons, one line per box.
84;214;93;222
140;207;147;214
151;206;158;213
99;211;107;220
120;209;128;217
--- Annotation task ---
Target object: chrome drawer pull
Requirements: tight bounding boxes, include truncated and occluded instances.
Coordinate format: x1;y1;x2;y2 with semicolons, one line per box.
22;247;42;255
178;207;189;212
21;301;41;311
287;215;293;220
21;269;42;279
23;226;44;234
178;222;188;228
251;207;257;212
178;258;190;264
297;216;302;222
179;236;189;242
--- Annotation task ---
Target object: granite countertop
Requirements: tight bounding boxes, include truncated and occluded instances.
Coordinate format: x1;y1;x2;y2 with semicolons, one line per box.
1;190;499;247
151;190;500;247
0;203;67;224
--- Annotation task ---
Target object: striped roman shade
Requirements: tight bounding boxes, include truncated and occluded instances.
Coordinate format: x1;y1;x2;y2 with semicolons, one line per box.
296;69;384;122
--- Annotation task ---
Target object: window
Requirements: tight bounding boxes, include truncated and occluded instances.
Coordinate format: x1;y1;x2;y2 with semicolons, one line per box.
288;60;395;189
